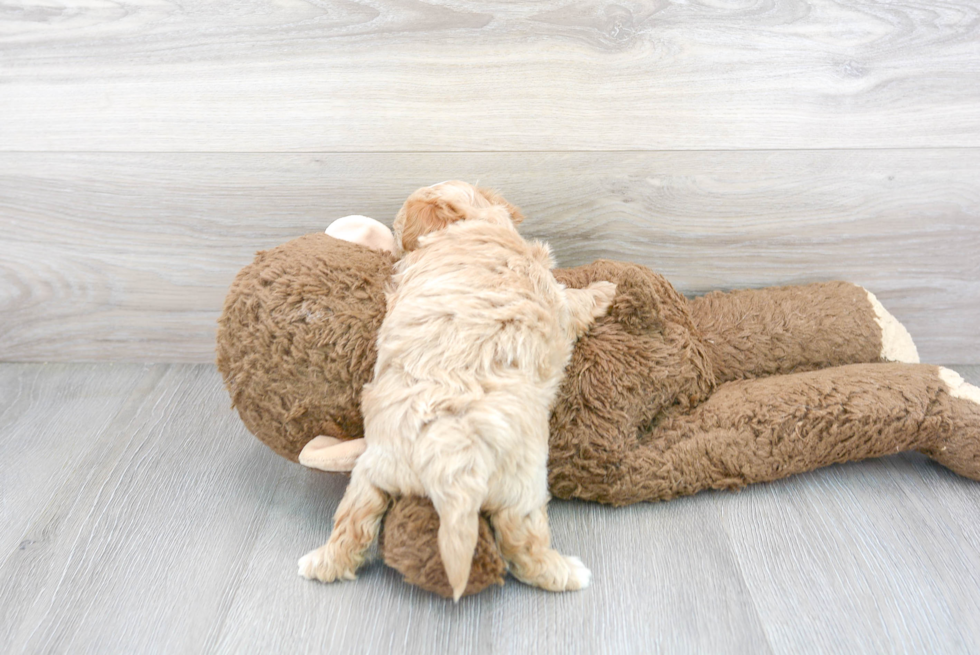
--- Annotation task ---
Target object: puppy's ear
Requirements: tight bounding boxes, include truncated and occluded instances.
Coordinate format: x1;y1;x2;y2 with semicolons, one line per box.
478;187;525;225
398;193;468;252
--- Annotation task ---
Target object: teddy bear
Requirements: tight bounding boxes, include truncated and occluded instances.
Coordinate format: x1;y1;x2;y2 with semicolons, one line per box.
216;216;980;598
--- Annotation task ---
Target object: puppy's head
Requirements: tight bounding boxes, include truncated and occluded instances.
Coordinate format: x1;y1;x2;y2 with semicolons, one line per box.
393;181;525;255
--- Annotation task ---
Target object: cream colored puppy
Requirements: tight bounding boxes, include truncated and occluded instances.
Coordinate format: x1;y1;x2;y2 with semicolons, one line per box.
299;182;616;600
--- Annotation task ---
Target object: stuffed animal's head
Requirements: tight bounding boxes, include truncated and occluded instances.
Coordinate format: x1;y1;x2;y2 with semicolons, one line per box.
216;225;395;463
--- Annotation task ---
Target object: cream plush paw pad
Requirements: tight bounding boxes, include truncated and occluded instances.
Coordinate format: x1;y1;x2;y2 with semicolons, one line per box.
866;290;919;363
939;368;980;405
299;436;367;472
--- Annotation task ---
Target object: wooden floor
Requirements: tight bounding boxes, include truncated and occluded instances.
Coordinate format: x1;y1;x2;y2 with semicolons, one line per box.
1;362;979;654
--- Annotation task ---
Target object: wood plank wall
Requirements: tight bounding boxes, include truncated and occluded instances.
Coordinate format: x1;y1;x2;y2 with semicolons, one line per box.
1;1;978;363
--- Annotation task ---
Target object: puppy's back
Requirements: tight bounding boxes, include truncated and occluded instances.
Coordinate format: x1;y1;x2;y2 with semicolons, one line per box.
366;220;571;600
377;220;568;386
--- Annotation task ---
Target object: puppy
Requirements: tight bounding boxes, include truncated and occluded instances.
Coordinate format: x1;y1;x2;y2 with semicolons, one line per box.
299;181;616;600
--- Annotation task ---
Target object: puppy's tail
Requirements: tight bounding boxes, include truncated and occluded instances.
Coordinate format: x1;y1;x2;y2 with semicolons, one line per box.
434;489;483;602
421;420;489;602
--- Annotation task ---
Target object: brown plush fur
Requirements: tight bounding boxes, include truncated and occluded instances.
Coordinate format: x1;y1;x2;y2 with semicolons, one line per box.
385;362;980;595
689;282;883;382
216;233;980;598
216;234;393;461
379;497;507;598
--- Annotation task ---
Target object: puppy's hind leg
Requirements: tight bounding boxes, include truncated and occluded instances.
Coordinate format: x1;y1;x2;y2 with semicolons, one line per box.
298;466;389;583
492;504;591;592
564;281;617;338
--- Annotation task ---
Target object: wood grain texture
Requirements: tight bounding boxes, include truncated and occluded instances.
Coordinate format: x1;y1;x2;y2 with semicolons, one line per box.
0;364;151;559
2;150;978;363
713;366;980;654
718;454;980;653
1;364;979;653
0;363;163;650
0;364;286;654
1;0;979;151
213;479;771;655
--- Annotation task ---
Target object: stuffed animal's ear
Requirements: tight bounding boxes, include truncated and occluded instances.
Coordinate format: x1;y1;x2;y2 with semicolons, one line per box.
298;436;367;472
325;215;395;253
477;186;525;225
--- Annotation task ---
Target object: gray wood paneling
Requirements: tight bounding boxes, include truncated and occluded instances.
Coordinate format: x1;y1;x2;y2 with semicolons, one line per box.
2;150;978;363
1;0;978;151
0;363;161;649
1;364;979;653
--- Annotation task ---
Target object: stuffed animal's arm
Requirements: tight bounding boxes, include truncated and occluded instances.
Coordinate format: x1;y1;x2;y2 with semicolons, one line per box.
687;281;918;384
379;496;506;599
299;436;366;472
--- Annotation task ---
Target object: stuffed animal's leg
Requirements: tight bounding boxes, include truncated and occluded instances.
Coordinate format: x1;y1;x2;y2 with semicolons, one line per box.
491;505;591;592
551;363;980;506
298;466;389;582
688;282;918;383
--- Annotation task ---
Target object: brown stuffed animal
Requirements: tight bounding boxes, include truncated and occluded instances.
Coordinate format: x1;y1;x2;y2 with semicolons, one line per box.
217;223;980;599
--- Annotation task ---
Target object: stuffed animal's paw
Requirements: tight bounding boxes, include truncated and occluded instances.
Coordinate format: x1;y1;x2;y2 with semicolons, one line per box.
940;367;980;406
298;546;358;583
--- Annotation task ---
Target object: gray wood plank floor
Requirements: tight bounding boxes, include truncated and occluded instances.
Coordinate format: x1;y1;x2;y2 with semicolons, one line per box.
2;363;979;654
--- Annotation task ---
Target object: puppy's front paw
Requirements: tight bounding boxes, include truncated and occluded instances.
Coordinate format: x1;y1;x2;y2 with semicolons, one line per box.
588;281;617;317
563;555;592;591
298;545;357;583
